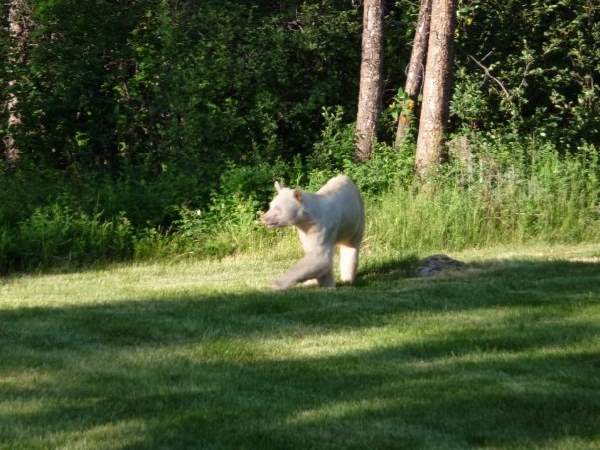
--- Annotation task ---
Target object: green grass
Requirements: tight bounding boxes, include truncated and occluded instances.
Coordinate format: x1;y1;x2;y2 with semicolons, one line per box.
1;243;600;449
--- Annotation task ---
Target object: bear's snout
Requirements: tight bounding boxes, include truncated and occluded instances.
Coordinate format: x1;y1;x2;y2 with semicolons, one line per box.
261;212;279;228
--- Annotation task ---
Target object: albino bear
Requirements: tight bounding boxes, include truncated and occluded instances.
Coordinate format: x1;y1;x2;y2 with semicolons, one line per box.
262;175;364;290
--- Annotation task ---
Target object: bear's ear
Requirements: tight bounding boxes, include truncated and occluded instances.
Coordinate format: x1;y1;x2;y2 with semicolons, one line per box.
293;189;302;203
274;181;282;192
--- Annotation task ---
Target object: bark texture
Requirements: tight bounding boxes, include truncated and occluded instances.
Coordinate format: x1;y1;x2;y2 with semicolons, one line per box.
355;0;384;161
394;0;431;148
415;0;456;176
3;0;31;163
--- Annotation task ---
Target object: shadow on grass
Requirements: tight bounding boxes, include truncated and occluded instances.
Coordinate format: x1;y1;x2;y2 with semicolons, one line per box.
354;254;420;286
1;258;600;449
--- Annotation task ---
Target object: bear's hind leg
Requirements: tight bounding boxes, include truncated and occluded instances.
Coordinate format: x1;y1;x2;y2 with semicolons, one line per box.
339;245;359;283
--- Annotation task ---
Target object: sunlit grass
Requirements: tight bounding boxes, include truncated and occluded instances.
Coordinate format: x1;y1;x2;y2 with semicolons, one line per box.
1;243;600;449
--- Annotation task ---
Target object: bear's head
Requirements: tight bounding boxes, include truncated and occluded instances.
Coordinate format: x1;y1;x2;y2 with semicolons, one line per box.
262;181;308;228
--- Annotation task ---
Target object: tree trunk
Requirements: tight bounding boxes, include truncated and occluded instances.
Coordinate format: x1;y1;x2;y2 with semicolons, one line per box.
394;0;431;149
355;0;384;162
414;0;456;176
3;0;30;163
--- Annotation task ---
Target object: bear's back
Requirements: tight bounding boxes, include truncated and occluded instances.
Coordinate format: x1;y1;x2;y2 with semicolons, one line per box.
317;175;354;196
315;175;364;245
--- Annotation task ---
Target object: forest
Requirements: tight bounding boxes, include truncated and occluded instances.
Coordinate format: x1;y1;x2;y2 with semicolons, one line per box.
1;0;599;270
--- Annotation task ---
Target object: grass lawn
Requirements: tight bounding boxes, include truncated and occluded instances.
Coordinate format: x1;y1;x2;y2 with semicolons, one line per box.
1;243;600;449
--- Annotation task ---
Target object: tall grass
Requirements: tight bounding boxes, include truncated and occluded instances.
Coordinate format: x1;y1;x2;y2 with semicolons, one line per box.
1;136;599;272
369;142;600;254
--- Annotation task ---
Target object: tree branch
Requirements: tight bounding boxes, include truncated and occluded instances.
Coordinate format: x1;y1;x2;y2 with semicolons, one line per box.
467;53;511;99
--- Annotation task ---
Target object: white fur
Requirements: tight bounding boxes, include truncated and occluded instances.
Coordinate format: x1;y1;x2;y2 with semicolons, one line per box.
262;175;364;290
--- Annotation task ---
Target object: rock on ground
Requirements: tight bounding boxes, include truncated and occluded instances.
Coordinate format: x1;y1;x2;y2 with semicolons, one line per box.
415;254;466;277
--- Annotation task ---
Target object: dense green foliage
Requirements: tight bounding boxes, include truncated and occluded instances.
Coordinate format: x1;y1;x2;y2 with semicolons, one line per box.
2;0;364;171
452;0;600;146
0;0;599;271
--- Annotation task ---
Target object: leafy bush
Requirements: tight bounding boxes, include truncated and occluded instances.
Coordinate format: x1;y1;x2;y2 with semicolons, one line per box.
1;205;134;272
304;107;414;194
452;0;600;145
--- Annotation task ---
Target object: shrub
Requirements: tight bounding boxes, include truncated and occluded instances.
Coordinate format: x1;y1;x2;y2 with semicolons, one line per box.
305;106;414;194
6;205;134;271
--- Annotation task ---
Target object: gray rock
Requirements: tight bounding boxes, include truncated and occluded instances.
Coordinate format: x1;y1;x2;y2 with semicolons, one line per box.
415;254;466;277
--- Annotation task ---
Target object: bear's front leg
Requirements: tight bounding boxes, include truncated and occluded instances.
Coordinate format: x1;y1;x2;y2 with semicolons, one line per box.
272;252;332;290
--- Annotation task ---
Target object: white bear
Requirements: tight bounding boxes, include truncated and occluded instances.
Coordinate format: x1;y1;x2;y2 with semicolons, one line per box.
262;175;364;290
